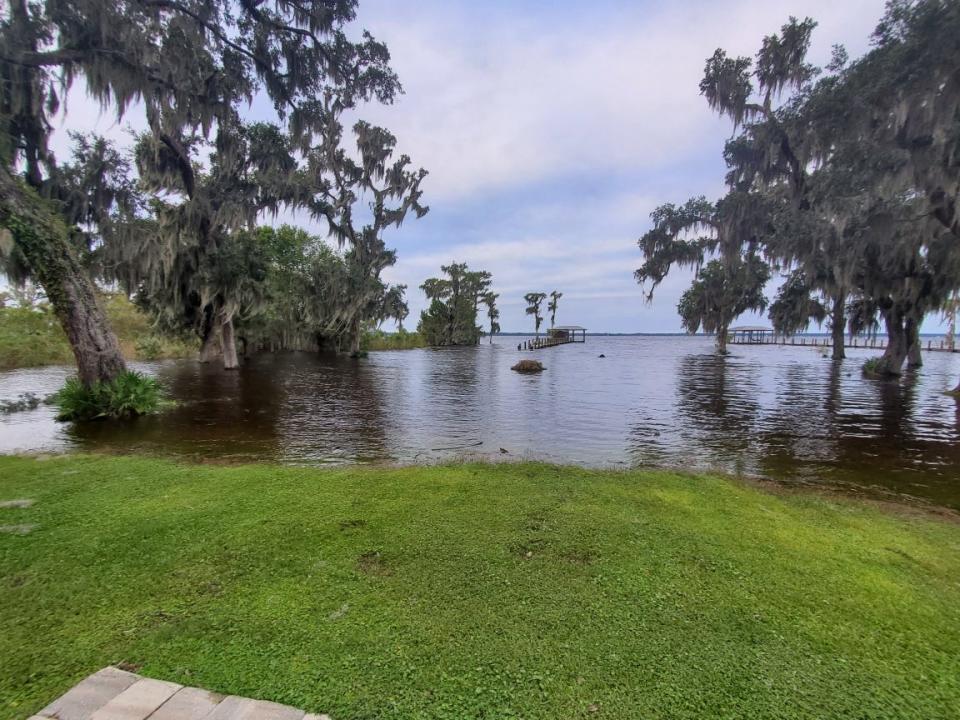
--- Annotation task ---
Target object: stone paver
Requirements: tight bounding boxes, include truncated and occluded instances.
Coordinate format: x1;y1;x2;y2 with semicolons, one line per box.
39;667;140;720
31;667;334;720
148;687;224;720
205;696;305;720
89;678;181;720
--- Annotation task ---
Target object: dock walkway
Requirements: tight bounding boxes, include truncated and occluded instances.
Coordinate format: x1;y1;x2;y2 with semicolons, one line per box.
729;335;959;353
29;666;330;720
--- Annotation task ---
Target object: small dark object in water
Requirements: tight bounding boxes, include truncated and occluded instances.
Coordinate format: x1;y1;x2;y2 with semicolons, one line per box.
511;359;544;373
598;354;606;358
500;447;509;454
517;343;522;351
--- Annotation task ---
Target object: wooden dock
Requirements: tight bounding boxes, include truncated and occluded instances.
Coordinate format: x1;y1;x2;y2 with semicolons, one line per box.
520;325;587;350
729;334;959;353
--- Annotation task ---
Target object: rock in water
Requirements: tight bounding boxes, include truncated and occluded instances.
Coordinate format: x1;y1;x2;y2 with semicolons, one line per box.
511;359;545;373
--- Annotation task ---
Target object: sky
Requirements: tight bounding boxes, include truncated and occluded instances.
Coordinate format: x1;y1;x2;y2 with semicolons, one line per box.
47;0;948;334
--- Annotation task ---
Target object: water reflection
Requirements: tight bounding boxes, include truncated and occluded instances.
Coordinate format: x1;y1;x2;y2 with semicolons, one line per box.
1;337;958;508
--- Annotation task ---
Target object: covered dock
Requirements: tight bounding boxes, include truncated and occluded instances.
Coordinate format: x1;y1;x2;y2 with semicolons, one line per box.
729;326;775;344
522;326;587;350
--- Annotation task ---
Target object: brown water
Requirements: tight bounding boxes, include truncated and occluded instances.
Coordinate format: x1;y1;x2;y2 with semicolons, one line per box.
2;336;959;508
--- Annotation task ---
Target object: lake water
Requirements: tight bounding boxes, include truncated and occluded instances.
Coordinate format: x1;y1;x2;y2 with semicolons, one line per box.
2;336;959;508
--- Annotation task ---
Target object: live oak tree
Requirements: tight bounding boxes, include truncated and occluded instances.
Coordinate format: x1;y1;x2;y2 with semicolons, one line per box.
0;0;398;384
524;292;547;339
636;193;770;354
306;118;428;356
117;122;300;368
678;257;770;354
706;6;960;375
700;17;856;360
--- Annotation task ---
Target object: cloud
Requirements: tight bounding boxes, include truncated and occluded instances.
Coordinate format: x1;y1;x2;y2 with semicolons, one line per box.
358;0;887;202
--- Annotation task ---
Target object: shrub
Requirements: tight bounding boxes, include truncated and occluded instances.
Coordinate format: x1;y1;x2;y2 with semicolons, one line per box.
862;357;884;377
134;335;164;360
53;371;166;422
362;328;426;351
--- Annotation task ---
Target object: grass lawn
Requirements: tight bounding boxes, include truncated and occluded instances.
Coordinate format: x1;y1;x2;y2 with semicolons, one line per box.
1;456;958;719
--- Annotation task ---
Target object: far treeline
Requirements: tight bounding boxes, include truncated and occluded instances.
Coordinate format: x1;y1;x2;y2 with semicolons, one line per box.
636;0;960;388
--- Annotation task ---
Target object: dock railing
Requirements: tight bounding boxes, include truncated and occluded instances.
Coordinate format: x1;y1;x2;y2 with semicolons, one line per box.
728;333;958;353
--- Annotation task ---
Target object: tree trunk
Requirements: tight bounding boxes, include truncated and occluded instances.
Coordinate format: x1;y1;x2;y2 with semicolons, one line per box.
220;311;239;370
906;312;923;369
0;170;126;386
875;307;908;376
198;310;220;363
830;292;846;361
715;324;728;354
349;317;362;356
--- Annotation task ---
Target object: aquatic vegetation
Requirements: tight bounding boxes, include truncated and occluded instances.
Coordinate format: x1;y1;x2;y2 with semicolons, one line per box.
53;371;166;421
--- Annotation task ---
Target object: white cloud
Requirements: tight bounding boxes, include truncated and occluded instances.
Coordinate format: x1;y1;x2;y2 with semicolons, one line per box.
359;0;887;202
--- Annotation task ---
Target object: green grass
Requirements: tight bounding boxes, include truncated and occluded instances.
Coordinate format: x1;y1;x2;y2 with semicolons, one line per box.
1;456;958;719
0;295;196;370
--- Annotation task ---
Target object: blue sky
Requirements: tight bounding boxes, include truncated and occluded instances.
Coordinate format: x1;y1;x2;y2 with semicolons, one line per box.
50;0;949;334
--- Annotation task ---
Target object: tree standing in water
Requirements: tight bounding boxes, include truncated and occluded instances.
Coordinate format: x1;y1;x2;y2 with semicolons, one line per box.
482;292;500;343
548;291;563;329
525;293;547;339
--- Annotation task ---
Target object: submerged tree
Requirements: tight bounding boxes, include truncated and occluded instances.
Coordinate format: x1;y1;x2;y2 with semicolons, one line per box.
704;7;960;374
678;258;770;354
482;292;500;343
636;192;771;353
524;292;547;339
0;0;399;385
306;118;428;356
418;262;491;346
548;290;563;329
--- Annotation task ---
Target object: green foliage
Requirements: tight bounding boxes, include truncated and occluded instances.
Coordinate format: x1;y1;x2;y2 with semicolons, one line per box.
862;357;883;376
0;305;74;369
362;329;426;351
677;257;770;338
767;270;827;335
418;262;491;346
0;295;196;370
547;290;562;328
1;455;959;719
524;292;547;337
52;371;165;421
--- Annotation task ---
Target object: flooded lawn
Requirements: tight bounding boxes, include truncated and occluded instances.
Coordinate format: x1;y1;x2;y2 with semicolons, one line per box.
1;336;959;508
